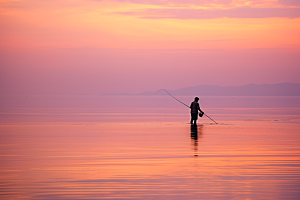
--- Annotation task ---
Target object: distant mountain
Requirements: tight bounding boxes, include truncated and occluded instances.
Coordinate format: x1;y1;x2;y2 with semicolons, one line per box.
105;83;300;96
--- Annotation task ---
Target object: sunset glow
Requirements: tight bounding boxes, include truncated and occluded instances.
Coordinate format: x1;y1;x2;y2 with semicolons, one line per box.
1;1;300;199
1;0;300;94
1;0;300;49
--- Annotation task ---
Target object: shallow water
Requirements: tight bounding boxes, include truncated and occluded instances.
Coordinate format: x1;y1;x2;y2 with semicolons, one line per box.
0;96;300;199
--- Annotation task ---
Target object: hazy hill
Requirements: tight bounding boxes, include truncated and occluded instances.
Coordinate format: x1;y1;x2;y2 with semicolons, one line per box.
108;83;300;96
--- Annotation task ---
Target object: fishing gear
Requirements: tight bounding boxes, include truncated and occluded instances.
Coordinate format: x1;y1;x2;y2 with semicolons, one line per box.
203;113;218;124
157;89;218;124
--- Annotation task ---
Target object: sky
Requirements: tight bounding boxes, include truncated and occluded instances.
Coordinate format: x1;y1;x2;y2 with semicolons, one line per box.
0;0;299;95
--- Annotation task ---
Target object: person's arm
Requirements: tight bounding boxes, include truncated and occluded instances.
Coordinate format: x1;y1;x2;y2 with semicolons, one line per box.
197;103;204;114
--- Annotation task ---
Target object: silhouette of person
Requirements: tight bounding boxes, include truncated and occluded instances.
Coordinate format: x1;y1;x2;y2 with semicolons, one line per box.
190;124;203;156
190;97;204;125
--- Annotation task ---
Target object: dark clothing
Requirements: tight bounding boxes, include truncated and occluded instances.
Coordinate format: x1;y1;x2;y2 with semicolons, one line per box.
190;101;203;125
190;101;200;113
191;113;198;121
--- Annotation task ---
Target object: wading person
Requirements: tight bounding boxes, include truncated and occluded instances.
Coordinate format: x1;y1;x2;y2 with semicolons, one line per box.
190;97;204;125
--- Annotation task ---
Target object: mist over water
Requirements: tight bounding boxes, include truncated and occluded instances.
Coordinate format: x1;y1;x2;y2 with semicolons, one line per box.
1;95;299;123
0;95;300;199
2;95;300;108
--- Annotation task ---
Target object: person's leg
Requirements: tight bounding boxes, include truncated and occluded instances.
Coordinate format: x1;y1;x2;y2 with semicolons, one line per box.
191;113;198;125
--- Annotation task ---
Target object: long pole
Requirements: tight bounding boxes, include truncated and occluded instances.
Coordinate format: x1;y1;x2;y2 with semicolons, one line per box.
157;89;218;124
203;114;218;124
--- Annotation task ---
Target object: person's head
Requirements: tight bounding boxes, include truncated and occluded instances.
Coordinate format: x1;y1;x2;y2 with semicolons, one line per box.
194;97;199;102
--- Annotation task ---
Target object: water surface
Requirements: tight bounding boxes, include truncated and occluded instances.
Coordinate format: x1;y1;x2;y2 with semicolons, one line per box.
0;95;300;199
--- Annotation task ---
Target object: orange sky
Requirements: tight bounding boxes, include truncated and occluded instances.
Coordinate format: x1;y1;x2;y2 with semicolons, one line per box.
0;0;300;94
1;0;300;49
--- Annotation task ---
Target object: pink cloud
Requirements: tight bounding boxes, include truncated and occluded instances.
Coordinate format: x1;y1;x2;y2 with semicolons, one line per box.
116;7;300;19
93;0;300;7
93;0;232;5
278;0;300;6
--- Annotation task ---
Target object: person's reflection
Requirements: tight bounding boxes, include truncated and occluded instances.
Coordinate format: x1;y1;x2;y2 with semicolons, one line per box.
191;124;203;156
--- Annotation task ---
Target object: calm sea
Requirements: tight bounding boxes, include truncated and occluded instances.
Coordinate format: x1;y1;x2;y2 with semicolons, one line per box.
0;95;300;199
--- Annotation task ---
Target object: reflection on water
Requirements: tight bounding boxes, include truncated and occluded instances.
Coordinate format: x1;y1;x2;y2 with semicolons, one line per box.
1;95;300;199
1;119;300;200
190;124;203;156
